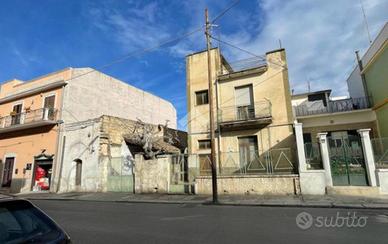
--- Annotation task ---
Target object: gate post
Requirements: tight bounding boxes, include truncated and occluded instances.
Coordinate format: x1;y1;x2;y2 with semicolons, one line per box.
317;133;333;187
294;122;307;173
358;129;377;186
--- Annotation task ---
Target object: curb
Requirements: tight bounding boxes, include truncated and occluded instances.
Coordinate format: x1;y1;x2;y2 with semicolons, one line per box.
25;197;388;210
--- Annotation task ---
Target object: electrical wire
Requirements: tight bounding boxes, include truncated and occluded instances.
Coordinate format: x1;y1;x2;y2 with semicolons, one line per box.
63;27;204;83
211;0;241;24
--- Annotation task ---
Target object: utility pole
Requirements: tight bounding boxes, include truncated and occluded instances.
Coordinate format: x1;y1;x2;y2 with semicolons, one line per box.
205;8;218;204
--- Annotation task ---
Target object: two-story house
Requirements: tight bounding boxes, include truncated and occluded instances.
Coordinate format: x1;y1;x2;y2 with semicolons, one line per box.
186;48;298;194
0;67;177;193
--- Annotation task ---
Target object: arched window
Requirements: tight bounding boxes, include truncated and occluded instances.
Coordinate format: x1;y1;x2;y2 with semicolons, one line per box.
74;159;82;186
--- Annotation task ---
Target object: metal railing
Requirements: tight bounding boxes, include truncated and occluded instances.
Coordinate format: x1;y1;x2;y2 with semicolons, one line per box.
371;137;388;169
0;108;58;129
294;97;371;117
218;100;271;123
220;57;267;75
304;143;323;170
192;148;297;176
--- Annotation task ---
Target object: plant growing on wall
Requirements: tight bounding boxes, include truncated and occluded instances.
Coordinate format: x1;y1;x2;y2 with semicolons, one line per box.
130;119;179;159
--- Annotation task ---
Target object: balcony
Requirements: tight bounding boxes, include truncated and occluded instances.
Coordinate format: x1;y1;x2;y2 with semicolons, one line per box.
218;101;272;131
0;108;58;133
294;97;371;117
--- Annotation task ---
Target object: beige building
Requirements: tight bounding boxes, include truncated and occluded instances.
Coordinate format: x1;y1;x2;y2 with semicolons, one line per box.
0;68;177;193
186;48;297;179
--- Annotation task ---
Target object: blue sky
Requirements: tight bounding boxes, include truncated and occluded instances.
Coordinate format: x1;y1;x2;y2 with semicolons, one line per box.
0;0;387;130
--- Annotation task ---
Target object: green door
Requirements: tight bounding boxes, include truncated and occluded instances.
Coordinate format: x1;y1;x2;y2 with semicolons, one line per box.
328;133;368;186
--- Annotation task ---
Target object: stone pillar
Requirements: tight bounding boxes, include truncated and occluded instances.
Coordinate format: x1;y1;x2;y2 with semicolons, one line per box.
358;129;377;186
294;122;307;173
317;133;333;187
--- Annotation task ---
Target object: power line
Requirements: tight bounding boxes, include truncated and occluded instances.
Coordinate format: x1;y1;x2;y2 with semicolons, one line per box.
63;27;204;83
211;0;241;24
210;35;286;69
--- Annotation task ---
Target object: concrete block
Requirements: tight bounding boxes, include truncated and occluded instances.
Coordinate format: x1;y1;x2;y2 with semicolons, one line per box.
299;170;326;195
377;169;388;194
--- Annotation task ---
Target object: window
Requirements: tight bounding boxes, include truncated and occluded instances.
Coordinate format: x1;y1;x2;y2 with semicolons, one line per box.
195;90;208;105
198;140;211;150
235;85;254;120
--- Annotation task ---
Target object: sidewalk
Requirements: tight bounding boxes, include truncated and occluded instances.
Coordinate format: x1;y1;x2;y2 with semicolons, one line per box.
14;191;388;209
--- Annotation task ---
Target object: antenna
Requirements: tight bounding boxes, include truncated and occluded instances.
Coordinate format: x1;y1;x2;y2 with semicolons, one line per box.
360;0;372;44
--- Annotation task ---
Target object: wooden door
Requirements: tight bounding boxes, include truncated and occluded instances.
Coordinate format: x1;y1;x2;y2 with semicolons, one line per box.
2;157;15;187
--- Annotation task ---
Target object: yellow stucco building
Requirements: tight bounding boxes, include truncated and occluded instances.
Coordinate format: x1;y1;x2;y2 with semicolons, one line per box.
186;48;297;178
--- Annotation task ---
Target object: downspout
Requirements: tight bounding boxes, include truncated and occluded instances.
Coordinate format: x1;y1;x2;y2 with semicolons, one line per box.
52;83;66;193
215;75;222;174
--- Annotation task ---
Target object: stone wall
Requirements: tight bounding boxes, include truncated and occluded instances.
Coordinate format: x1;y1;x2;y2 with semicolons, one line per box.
195;175;300;195
133;155;170;193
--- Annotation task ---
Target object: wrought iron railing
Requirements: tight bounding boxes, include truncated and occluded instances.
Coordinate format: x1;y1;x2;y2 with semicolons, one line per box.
294;97;371;117
371;137;388;169
218;100;271;123
192;148;297;176
0;108;58;129
220;57;267;75
304;143;323;170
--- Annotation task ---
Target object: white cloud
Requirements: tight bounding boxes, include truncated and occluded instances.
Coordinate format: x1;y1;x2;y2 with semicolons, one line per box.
219;0;387;96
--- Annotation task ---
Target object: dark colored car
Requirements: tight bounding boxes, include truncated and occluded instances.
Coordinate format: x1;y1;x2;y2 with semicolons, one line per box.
0;194;71;244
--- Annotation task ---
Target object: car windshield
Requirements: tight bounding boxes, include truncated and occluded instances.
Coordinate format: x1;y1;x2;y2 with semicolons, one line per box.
0;200;62;244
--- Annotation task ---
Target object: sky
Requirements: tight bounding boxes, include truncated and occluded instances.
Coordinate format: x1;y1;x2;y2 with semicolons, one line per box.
0;0;387;130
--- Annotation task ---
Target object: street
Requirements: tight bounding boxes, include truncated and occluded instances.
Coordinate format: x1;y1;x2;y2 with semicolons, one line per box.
33;200;388;244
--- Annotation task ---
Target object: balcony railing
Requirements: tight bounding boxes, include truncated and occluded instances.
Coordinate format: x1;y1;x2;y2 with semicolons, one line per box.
218;100;271;123
294;97;371;117
0;108;58;130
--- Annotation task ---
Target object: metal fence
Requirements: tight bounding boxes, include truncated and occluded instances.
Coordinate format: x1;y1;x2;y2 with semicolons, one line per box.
294;97;371;117
191;148;297;176
304;143;323;170
106;156;134;192
0;108;58;129
220;56;267;75
371;137;388;169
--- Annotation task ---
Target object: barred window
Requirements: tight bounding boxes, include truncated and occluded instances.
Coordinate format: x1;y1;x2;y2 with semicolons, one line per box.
198;140;211;150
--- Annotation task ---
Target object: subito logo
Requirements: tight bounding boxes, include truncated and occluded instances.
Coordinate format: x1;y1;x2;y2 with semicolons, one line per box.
296;212;313;230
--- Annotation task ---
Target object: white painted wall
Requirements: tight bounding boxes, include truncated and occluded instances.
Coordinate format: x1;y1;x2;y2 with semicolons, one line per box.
62;68;177;129
58;119;101;192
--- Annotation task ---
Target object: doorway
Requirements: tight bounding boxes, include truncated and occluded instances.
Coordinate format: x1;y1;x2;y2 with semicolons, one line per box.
328;131;368;186
2;157;15;187
75;159;82;187
11;104;22;125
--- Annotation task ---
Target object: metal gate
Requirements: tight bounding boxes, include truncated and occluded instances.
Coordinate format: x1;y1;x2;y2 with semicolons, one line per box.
170;154;192;194
328;134;368;186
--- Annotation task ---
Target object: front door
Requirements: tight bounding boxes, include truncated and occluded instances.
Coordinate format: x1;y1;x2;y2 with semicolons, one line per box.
2;157;15;187
238;136;258;173
328;132;368;186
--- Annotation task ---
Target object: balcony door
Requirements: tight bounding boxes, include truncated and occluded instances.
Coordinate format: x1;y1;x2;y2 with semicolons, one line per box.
235;85;254;120
11;104;22;125
43;95;55;120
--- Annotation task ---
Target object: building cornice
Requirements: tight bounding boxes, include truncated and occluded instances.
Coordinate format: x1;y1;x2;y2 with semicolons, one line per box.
0;80;67;105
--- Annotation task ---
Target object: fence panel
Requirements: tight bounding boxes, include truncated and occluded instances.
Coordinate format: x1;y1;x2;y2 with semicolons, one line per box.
304;143;323;170
107;156;134;192
371;138;388;169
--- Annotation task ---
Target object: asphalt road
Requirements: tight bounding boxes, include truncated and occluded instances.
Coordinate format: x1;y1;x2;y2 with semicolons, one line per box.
32;200;388;244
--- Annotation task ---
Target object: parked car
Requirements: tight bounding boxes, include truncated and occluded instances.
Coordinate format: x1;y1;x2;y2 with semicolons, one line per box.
0;194;71;243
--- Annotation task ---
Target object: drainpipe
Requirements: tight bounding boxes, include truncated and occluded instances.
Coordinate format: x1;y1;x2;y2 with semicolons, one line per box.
215;77;222;174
